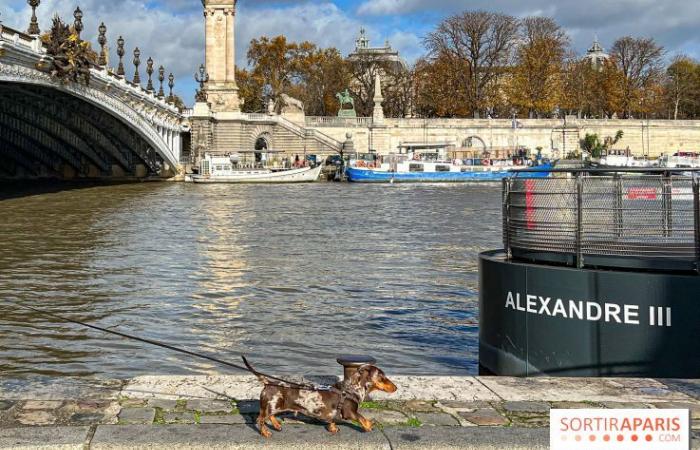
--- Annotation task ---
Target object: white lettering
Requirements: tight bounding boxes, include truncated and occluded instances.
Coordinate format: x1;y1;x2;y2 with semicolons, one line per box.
604;303;622;324
587;302;602;321
624;305;639;325
505;292;516;310
526;295;537;313
552;299;567;318
538;297;552;315
569;301;584;320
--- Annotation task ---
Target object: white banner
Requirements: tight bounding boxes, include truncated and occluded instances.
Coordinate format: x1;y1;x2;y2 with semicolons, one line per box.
550;409;690;450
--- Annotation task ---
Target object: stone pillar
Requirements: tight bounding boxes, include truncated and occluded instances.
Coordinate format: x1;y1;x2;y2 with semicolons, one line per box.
203;0;240;112
372;73;385;125
370;73;390;154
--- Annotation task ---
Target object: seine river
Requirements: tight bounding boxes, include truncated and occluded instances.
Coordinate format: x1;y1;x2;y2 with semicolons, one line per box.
0;182;502;378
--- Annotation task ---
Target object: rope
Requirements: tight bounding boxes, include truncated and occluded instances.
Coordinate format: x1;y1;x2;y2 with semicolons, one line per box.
0;299;318;390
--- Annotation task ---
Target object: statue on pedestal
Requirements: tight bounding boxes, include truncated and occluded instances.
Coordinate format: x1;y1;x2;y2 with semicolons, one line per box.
336;89;356;118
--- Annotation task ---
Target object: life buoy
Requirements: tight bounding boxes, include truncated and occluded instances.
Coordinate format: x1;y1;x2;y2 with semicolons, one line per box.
482;159;491;166
413;153;421;161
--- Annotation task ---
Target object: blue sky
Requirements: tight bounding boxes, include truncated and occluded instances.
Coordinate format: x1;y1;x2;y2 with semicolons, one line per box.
2;0;699;105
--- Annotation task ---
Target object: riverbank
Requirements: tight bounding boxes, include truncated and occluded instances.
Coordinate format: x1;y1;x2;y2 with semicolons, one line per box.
0;375;698;449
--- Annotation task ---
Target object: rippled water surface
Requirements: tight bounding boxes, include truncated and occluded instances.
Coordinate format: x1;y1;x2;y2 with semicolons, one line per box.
0;182;503;378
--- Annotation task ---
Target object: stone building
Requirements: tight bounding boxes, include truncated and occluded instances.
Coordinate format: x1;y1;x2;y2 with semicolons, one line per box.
188;2;700;167
586;37;610;70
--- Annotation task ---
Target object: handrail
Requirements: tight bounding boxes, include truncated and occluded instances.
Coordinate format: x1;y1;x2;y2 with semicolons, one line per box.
503;171;700;273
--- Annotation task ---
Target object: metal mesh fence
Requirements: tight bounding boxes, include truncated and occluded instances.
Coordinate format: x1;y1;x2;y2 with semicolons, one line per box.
504;173;700;269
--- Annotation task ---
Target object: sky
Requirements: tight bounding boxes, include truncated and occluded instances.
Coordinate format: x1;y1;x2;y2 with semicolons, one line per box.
2;0;699;106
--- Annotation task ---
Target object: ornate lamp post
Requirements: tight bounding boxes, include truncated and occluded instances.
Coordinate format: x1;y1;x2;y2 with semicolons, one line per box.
97;22;107;66
167;73;175;103
194;64;209;103
146;57;154;93
116;36;125;76
157;66;165;99
132;47;141;85
73;7;83;40
27;0;40;36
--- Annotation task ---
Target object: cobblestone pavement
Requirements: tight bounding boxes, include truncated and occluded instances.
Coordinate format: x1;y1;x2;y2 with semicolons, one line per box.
0;376;698;448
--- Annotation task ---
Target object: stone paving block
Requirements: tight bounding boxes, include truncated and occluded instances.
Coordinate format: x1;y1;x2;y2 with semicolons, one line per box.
22;400;63;410
503;401;551;414
164;412;196;424
403;400;439;413
199;414;249;425
436;401;487;411
601;401;652;409
459;408;509;426
360;408;407;425
69;412;106;425
412;412;459;426
551;401;600;409
16;410;57;426
119;398;147;408
118;407;155;424
0;401;15;412
0;426;90;449
147;399;178;410
653;402;700;420
187;399;232;413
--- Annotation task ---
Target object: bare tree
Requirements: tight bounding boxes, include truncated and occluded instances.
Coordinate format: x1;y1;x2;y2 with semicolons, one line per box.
665;55;699;120
610;36;664;118
425;10;519;118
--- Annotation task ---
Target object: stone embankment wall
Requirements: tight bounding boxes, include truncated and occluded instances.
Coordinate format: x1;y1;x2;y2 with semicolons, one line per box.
307;118;700;158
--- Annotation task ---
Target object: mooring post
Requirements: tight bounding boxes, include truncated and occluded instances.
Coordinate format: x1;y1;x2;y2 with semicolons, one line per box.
337;355;376;383
576;174;584;269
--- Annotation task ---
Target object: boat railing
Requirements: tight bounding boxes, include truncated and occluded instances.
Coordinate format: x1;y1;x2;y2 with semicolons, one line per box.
503;168;700;273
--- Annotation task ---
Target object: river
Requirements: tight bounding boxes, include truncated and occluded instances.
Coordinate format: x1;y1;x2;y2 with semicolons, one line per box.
0;182;502;378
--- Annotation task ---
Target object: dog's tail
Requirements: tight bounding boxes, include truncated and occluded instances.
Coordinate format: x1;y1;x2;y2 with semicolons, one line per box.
242;355;269;384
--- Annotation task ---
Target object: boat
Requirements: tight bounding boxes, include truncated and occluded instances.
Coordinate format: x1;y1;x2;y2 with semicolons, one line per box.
660;151;700;169
191;153;322;184
345;151;551;183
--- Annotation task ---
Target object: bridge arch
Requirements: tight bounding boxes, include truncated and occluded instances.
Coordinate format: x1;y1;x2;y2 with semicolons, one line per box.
0;62;182;179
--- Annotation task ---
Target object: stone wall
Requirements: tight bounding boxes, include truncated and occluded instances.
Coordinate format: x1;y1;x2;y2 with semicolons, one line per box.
306;118;700;158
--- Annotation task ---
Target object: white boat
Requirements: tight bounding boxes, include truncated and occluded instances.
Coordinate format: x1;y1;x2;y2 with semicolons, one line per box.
191;154;322;184
661;152;700;169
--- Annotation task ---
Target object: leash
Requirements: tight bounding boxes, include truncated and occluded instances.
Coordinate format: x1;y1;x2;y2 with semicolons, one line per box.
0;299;323;390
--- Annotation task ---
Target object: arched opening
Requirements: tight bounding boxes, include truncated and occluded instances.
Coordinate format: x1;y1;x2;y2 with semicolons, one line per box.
254;136;269;164
0;82;167;180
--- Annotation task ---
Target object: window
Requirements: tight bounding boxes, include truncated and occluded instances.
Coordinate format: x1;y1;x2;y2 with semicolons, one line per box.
436;165;450;172
409;164;424;172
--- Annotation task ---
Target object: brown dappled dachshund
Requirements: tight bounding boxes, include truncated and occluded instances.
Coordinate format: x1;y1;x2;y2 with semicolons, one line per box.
243;356;398;438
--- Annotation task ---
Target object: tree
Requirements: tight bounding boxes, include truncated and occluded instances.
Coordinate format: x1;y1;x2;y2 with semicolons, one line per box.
236;68;265;113
414;54;469;117
246;36;298;105
509;17;569;118
609;37;664;118
425;11;519;118
665;56;700;120
292;46;350;116
580;130;624;158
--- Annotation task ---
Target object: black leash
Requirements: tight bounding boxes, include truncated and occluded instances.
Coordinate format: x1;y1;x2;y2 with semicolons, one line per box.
0;299;319;390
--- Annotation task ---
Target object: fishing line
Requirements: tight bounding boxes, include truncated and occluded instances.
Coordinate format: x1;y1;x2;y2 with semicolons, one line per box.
0;299;317;389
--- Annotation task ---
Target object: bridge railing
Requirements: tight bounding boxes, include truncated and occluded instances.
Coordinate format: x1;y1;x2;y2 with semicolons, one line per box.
0;25;44;53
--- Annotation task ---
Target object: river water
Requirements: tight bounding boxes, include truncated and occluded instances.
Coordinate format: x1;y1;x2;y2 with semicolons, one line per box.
0;182;502;378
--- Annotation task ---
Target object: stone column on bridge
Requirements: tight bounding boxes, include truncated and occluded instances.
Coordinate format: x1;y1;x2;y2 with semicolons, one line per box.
370;73;390;154
203;0;241;113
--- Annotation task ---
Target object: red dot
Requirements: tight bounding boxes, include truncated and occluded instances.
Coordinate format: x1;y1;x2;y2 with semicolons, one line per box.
646;435;653;442
603;435;611;442
575;435;582;442
589;435;596;442
617;435;624;442
631;435;638;442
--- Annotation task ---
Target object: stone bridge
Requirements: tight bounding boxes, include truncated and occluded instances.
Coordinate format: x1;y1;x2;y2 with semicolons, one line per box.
0;23;187;180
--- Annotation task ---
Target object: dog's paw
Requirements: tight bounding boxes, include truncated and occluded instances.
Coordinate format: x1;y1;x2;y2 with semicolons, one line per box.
260;427;273;438
327;423;339;434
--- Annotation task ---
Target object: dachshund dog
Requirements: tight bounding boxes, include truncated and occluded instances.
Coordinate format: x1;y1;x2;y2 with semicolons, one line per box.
243;357;398;438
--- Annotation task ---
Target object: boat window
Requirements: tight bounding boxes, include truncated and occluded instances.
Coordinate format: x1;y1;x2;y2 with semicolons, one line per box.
215;165;223;171
223;165;231;171
409;164;424;172
436;165;450;172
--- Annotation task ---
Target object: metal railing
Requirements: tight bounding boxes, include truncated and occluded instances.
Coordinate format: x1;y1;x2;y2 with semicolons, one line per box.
503;168;700;272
